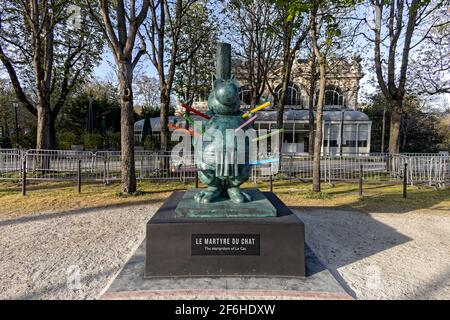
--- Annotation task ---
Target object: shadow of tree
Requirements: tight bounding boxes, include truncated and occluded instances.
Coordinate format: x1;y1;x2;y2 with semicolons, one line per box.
294;207;412;268
292;207;414;298
410;266;450;299
282;185;449;214
0;197;166;228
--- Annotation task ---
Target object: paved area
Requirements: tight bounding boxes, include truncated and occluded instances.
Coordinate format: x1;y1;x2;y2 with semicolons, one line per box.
0;202;449;299
100;242;351;300
0;202;159;299
294;208;450;299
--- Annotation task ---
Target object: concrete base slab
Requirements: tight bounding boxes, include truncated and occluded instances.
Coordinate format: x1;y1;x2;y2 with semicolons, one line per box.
100;241;353;300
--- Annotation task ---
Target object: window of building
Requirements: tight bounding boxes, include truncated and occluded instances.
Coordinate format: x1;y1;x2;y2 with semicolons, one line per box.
324;140;339;147
358;124;369;149
323;122;340;148
342;124;357;147
239;86;252;105
276;84;303;106
283;132;294;143
322;86;346;109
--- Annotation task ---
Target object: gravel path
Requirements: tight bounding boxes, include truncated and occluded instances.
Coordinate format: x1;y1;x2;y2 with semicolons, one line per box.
0;202;449;300
294;208;450;299
0;202;159;299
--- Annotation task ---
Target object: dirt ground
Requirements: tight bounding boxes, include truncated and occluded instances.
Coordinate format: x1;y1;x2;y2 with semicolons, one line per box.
0;200;448;300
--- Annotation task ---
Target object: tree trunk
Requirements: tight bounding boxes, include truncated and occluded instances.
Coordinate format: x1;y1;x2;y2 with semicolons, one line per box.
159;89;170;153
308;54;316;155
118;63;136;194
312;61;326;192
276;99;285;153
381;105;386;153
49;116;56;149
308;105;314;155
401;113;408;151
388;103;402;154
36;105;52;150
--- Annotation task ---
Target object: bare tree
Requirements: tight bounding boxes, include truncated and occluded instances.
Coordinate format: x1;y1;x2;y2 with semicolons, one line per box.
309;1;326;192
306;46;318;155
174;2;217;109
223;0;279;106
0;0;103;149
144;0;210;152
87;0;150;193
370;0;446;154
409;21;450;96
290;0;355;191
135;74;160;109
264;1;309;151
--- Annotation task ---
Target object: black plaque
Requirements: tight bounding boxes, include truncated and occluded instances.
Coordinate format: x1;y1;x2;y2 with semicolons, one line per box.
192;234;260;256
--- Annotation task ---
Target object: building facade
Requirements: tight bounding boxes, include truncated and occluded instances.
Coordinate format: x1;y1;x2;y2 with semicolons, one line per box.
135;56;372;155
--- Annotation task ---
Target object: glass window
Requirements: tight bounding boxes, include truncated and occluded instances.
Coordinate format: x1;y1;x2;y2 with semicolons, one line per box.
329;123;340;141
276;84;303;106
322;86;346;108
283;132;294;143
239;87;252;105
342;124;357;147
358;124;369;148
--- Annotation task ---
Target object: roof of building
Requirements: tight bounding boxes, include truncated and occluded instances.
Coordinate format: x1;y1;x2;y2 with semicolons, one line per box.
134;109;370;132
134;119;145;131
239;109;370;122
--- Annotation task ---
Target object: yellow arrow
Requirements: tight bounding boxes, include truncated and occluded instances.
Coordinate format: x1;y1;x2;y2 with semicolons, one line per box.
242;101;271;118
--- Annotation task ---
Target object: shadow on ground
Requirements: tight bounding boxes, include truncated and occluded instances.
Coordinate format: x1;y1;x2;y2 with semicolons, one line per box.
292;206;413;298
0;197;165;228
278;186;449;214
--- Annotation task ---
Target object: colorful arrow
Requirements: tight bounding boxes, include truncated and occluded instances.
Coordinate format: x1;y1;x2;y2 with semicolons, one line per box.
181;103;211;120
235;114;257;132
167;123;199;137
242;101;271;118
252;129;284;142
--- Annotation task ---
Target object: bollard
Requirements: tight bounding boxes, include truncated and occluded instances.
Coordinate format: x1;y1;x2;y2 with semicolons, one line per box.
359;164;363;197
22;158;27;196
403;163;408;198
195;171;199;189
77;159;82;193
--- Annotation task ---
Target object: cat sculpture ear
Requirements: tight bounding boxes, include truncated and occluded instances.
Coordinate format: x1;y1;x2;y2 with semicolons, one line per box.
211;74;216;87
230;77;241;89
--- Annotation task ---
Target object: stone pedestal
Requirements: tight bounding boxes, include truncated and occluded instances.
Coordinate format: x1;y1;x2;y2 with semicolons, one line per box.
145;191;305;278
175;189;277;218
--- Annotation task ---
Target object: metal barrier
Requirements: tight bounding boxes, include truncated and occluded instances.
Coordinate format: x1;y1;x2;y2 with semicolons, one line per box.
391;154;449;187
24;149;96;181
0;149;448;186
252;154;391;183
0;149;23;180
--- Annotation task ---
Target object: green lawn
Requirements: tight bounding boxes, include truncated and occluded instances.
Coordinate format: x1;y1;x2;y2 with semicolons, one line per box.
0;179;448;218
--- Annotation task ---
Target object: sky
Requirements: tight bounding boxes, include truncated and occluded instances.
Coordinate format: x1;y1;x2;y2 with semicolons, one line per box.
2;2;448;110
90;2;449;111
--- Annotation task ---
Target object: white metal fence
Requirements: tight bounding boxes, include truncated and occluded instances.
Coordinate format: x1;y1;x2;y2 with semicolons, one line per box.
0;149;448;186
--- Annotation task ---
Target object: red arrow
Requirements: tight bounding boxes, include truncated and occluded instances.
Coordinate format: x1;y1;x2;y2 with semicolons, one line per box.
181;103;211;120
